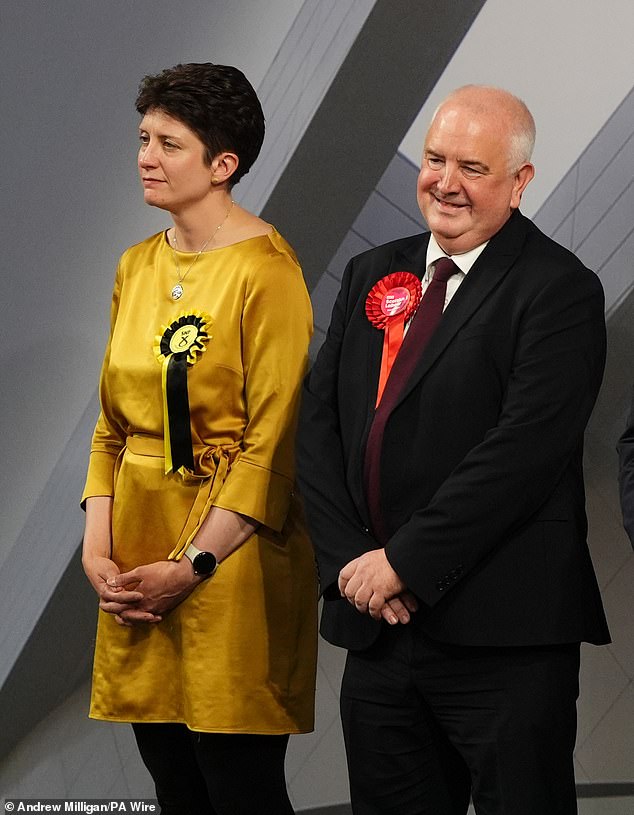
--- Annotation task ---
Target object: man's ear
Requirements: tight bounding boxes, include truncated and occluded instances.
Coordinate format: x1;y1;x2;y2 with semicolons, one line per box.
510;162;535;209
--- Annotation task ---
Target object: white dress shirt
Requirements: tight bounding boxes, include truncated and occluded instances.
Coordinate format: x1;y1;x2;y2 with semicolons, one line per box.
401;234;489;336
424;233;489;311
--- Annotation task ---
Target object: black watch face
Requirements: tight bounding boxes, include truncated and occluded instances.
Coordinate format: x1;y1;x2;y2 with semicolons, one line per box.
193;551;217;575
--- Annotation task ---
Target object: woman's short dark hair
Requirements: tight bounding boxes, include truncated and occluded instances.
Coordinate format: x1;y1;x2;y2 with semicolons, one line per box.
135;63;265;187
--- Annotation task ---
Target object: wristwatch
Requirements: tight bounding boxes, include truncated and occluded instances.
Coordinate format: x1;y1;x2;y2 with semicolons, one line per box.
184;543;218;577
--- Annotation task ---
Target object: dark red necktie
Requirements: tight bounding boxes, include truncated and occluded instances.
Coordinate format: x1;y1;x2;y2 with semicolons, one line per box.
364;257;459;543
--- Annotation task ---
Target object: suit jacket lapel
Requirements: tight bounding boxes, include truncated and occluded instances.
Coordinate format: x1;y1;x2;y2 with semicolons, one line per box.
353;234;429;520
391;211;529;411
363;235;430;412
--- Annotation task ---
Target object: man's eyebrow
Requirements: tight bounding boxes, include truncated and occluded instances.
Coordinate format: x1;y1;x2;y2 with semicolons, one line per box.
459;159;490;171
424;148;490;172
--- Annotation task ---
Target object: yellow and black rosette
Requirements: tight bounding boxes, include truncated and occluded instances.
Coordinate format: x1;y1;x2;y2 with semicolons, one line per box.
154;311;212;474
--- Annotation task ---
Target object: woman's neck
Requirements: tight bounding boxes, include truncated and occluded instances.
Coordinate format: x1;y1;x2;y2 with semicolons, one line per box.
169;193;235;252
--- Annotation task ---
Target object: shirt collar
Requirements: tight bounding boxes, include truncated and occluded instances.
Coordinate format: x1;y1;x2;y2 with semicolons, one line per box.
425;233;489;276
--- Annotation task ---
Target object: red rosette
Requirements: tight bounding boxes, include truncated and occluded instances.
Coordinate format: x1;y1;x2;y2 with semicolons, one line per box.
365;272;422;407
365;271;421;328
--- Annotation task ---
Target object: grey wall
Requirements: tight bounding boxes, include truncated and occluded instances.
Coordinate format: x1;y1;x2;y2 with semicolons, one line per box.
534;85;634;315
309;152;425;354
399;0;634;223
261;0;487;289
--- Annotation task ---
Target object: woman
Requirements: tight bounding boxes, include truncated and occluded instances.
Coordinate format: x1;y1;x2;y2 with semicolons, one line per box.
81;63;317;814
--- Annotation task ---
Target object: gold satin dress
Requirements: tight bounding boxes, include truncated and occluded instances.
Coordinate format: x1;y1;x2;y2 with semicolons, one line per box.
82;228;318;733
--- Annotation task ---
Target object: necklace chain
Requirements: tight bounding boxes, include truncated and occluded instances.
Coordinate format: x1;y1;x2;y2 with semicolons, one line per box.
170;200;235;300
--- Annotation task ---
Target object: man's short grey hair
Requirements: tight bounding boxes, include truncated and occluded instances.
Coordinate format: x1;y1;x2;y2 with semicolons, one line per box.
507;113;536;172
433;85;536;174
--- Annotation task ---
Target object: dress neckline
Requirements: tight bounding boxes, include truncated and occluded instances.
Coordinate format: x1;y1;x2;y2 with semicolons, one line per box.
162;227;276;256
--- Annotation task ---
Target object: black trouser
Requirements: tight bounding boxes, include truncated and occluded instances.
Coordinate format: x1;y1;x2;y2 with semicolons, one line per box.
341;623;580;815
132;723;294;815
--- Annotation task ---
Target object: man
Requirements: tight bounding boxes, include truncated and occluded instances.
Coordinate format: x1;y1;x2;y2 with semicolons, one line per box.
617;388;634;546
297;86;609;815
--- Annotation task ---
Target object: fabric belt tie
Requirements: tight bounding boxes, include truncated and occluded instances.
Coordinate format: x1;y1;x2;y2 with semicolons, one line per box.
124;434;240;560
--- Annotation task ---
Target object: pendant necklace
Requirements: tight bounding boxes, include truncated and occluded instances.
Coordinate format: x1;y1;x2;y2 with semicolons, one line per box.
169;200;235;300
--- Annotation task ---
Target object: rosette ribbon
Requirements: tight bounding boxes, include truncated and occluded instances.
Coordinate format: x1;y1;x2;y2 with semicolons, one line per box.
365;272;422;407
153;312;212;474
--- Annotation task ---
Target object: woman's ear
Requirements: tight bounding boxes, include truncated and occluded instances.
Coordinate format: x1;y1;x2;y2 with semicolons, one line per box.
210;152;239;186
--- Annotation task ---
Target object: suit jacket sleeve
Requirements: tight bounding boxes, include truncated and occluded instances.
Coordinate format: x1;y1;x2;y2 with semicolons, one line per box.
617;385;634;547
297;259;376;595
386;263;606;605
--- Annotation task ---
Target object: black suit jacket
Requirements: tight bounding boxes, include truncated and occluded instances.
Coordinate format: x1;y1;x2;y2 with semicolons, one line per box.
617;387;634;546
297;211;610;651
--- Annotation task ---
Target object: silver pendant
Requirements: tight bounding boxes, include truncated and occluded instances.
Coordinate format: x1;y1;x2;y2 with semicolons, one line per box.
171;283;184;301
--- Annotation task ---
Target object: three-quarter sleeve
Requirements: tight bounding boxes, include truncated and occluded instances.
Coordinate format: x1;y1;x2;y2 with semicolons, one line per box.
81;265;126;506
213;248;312;530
